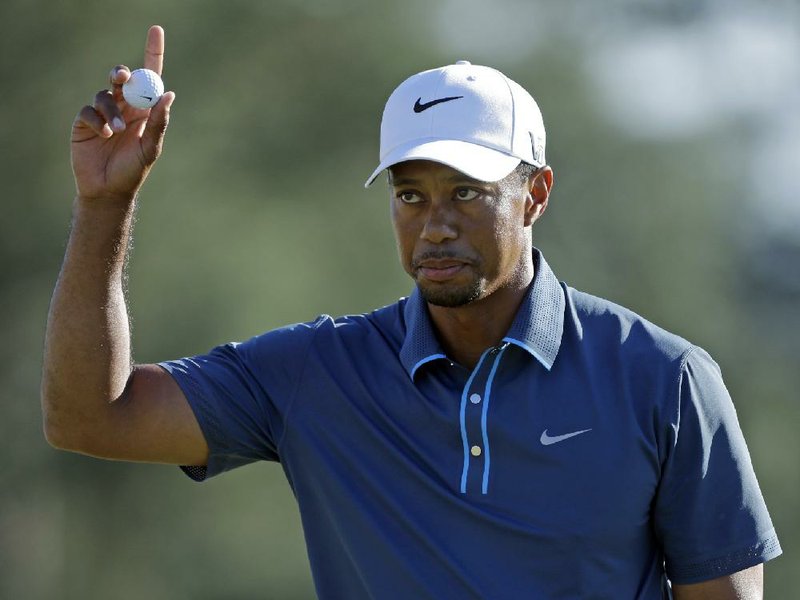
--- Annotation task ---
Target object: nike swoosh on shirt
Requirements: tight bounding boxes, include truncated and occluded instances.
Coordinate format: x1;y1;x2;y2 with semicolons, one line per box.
540;428;592;446
413;96;464;113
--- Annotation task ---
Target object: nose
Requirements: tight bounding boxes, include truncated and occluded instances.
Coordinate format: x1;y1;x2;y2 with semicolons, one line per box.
420;199;458;244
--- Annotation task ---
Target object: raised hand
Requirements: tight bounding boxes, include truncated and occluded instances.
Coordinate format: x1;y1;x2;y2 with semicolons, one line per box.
71;25;175;201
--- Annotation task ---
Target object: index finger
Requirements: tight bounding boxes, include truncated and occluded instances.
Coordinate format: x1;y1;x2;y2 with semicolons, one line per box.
143;25;165;75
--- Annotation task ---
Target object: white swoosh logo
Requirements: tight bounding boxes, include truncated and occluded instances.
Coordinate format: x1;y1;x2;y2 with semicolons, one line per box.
540;428;592;446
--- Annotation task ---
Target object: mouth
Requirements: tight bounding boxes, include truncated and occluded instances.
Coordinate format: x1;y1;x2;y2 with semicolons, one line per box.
414;258;470;282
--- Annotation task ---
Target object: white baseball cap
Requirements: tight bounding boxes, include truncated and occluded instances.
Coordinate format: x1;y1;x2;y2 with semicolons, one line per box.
365;60;546;187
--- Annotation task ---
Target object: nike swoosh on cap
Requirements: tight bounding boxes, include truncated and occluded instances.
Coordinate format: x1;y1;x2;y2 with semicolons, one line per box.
540;428;592;446
413;95;464;113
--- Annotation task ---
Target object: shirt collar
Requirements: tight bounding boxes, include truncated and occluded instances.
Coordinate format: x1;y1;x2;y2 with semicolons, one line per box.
399;248;565;379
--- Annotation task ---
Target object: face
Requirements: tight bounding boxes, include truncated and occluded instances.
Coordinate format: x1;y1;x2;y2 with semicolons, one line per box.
389;160;548;308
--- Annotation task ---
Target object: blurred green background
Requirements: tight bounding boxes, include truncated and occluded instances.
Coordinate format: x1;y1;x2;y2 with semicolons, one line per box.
2;0;797;598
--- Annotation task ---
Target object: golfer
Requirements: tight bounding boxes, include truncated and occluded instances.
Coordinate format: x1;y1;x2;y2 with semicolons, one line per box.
42;26;781;599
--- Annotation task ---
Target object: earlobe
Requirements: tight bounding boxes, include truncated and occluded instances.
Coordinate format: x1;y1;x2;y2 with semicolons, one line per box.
522;191;537;227
523;197;547;227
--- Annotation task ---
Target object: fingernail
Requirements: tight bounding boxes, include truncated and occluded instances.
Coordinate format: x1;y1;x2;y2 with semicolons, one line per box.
112;117;125;131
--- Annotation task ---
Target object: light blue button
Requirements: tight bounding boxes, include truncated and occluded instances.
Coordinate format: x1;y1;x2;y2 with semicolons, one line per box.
470;393;481;404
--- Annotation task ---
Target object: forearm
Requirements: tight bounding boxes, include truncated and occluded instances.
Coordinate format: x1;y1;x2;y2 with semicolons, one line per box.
42;195;137;450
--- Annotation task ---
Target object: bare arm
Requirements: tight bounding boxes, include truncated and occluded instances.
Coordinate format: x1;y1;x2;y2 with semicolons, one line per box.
672;564;763;600
41;26;207;465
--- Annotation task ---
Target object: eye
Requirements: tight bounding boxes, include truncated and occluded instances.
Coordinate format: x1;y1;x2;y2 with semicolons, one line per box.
397;191;423;204
454;188;480;201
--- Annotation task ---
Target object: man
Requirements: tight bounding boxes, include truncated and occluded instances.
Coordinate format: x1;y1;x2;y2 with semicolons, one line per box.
42;26;780;599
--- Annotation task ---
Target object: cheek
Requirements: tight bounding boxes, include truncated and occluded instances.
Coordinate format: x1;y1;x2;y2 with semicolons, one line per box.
391;216;416;267
489;212;527;265
498;216;522;245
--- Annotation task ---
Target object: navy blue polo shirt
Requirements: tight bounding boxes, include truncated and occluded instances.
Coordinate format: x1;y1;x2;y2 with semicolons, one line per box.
160;250;780;599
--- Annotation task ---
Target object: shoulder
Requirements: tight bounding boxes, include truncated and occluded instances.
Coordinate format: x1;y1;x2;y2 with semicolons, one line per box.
563;284;695;366
240;297;408;359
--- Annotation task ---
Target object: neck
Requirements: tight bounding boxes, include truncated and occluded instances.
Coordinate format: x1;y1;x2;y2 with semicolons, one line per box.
427;262;534;369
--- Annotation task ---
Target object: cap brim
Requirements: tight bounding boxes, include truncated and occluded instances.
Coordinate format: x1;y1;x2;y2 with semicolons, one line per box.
364;139;522;188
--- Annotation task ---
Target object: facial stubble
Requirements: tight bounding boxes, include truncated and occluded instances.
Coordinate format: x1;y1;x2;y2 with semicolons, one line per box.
415;268;485;308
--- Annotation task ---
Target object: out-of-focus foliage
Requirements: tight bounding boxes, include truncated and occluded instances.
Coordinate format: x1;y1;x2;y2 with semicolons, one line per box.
1;0;797;597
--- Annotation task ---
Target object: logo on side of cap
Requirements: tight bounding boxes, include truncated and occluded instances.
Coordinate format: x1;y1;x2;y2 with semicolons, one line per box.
413;95;464;113
530;132;545;165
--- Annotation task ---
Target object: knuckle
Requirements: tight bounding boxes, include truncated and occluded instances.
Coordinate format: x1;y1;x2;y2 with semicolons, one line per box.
77;105;97;122
94;89;113;103
109;64;130;80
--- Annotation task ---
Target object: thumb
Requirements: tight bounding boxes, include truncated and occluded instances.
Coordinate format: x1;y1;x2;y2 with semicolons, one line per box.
141;91;175;164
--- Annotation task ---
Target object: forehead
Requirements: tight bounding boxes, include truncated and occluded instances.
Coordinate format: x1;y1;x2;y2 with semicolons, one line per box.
388;160;480;185
388;160;526;198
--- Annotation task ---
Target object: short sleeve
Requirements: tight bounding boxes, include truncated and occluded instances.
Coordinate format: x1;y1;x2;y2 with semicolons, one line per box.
159;319;320;482
654;346;782;584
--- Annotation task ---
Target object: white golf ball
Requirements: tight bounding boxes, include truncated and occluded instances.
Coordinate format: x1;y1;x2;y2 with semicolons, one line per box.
122;68;164;109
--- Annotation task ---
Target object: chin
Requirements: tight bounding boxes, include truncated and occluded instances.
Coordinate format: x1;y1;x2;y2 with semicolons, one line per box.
417;281;484;308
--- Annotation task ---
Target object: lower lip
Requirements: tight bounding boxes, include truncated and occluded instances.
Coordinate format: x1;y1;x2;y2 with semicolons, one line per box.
418;265;466;281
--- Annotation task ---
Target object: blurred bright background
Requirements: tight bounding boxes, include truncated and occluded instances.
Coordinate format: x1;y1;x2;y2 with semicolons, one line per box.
1;0;797;597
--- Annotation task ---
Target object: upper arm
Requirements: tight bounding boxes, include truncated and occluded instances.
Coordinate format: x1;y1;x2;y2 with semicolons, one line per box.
672;564;763;600
654;348;780;581
78;363;209;466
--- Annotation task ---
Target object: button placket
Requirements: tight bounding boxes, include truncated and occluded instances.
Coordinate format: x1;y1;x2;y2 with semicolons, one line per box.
459;348;494;494
459;344;509;495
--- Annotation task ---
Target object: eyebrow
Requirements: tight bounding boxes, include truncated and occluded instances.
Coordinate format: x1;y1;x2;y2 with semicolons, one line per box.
389;174;486;187
388;177;417;187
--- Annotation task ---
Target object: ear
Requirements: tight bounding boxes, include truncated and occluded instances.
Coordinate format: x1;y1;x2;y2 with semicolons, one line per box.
523;166;553;227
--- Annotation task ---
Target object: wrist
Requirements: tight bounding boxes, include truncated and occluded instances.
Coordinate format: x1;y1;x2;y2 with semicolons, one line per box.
75;192;138;207
70;195;138;253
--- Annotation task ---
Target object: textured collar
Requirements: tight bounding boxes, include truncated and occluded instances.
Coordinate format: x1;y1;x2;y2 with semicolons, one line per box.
399;248;565;379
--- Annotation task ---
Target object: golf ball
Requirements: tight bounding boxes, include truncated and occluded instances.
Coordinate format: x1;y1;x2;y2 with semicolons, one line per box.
122;68;164;109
